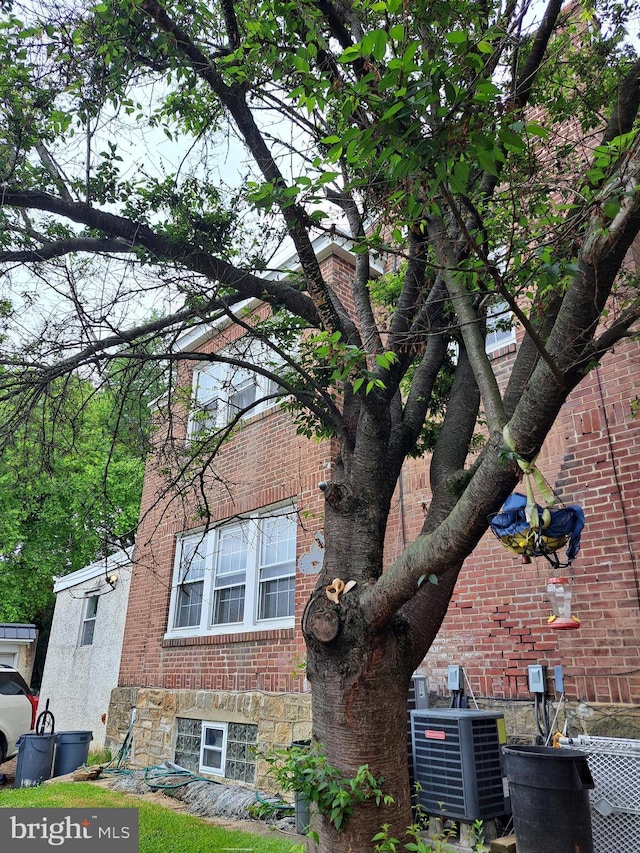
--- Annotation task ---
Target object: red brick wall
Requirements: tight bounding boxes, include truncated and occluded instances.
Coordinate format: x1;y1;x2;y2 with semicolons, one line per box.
119;251;640;710
118;291;338;693
119;398;332;692
408;339;640;705
116;253;363;697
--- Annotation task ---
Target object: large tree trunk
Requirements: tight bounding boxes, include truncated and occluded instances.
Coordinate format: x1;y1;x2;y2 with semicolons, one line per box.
303;497;417;853
306;621;415;852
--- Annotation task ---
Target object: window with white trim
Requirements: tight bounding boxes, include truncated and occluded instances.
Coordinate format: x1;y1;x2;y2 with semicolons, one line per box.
80;596;98;646
485;299;515;352
189;339;283;437
200;722;227;774
174;718;258;781
167;507;297;637
174;537;207;629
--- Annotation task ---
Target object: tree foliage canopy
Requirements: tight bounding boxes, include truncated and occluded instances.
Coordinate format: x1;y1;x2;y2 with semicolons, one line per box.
0;0;640;847
0;360;163;624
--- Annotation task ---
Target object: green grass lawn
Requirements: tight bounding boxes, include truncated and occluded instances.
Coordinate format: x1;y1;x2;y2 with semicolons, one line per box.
0;782;304;853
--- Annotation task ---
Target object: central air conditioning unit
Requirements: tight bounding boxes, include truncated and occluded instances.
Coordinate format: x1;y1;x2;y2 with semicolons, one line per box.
410;708;510;821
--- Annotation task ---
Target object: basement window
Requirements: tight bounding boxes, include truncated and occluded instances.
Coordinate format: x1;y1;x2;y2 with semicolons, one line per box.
174;718;257;782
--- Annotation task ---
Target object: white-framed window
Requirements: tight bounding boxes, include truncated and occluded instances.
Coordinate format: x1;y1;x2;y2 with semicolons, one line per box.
485;299;516;353
173;537;208;629
189;339;283;437
200;722;227;774
166;506;297;638
174;718;258;781
80;595;98;646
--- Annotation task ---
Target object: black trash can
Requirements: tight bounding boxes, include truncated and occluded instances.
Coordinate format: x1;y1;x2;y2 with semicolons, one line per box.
52;730;93;777
294;790;311;834
291;739;311;834
503;744;594;853
14;733;56;788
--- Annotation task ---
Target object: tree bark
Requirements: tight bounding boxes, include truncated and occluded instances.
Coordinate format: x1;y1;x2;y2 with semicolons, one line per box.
304;501;416;852
306;607;415;851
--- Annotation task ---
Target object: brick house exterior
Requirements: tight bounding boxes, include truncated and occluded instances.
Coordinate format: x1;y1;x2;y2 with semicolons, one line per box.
393;337;640;736
106;238;640;788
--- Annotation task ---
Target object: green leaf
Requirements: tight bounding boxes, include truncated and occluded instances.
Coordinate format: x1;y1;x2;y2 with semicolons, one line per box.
525;121;549;139
339;45;362;63
498;128;526;152
475;80;501;96
476;147;499;176
381;101;405;121
603;199;621;219
446;30;468;44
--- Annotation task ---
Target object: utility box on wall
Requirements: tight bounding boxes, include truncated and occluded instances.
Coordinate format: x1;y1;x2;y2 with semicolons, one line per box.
410;709;510;821
407;675;429;787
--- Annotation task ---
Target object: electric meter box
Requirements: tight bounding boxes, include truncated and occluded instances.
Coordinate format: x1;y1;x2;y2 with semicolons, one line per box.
528;664;546;694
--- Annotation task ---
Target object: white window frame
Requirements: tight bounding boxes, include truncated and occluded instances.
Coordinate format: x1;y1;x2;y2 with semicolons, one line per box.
188;339;283;438
189;363;224;436
485;299;516;353
172;535;209;630
80;595;98;646
166;505;297;639
199;721;228;776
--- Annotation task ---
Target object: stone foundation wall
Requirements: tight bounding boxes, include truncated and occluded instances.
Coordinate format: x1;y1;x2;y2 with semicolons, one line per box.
107;686;312;791
429;693;640;743
108;686;639;795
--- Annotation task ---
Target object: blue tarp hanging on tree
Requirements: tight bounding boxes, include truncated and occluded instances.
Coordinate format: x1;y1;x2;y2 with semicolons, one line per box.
490;493;585;565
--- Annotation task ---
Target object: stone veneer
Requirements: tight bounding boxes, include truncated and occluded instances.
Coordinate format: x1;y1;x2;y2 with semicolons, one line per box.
107;686;312;790
430;696;640;743
107;686;640;794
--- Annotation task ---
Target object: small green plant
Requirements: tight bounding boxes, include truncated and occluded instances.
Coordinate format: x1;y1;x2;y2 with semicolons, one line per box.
262;741;393;833
289;652;307;680
247;795;294;821
372;793;486;853
86;747;112;766
372;819;462;853
471;817;485;852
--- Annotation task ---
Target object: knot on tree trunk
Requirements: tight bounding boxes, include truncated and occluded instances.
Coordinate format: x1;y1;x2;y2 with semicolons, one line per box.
302;594;341;643
318;480;359;514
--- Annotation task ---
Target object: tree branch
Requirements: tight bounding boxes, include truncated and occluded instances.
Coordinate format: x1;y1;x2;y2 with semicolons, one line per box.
440;184;567;390
601;56;640;144
426;341;480;505
140;0;356;341
512;0;563;109
0;237;136;263
426;217;506;433
327;190;381;354
35;142;74;204
0;189;321;325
